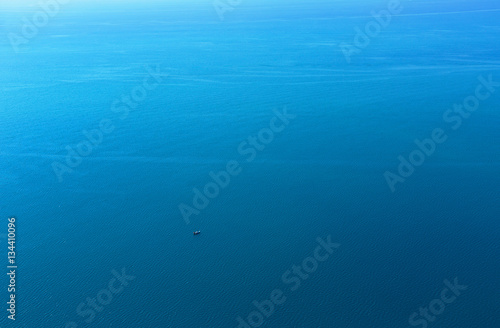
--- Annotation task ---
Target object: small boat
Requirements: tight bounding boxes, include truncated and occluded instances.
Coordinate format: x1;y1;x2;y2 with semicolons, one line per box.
193;231;201;235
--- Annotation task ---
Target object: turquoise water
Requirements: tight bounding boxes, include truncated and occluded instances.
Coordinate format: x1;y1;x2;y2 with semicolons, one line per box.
1;1;499;327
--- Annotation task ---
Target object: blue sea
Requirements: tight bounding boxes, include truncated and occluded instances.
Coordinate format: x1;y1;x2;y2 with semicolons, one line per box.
1;0;499;327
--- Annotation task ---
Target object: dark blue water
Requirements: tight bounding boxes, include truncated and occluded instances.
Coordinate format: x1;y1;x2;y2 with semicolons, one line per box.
0;1;499;327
